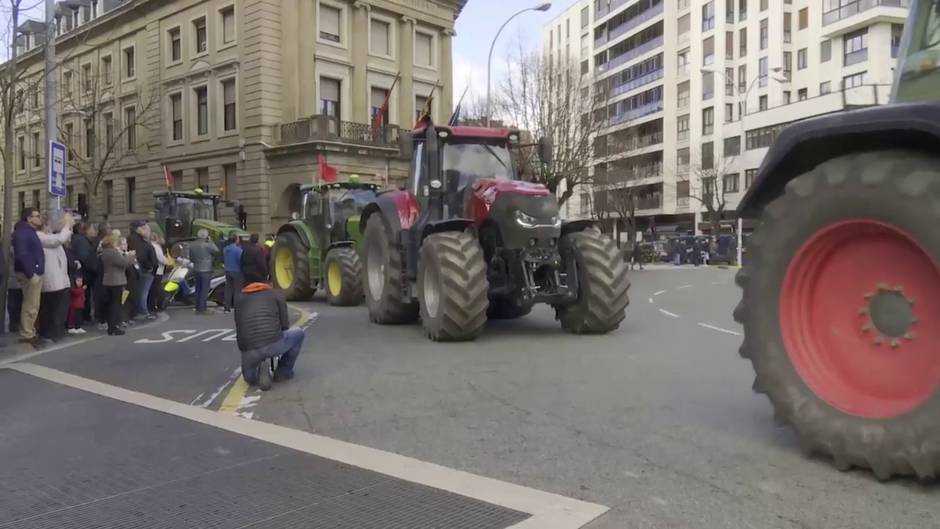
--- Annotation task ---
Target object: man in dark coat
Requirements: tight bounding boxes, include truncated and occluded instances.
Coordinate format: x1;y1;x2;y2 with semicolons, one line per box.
128;221;158;320
240;233;269;284
13;207;45;344
235;280;304;387
71;223;98;321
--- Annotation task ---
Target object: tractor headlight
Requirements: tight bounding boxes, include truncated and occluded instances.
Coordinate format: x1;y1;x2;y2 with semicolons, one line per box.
515;211;539;228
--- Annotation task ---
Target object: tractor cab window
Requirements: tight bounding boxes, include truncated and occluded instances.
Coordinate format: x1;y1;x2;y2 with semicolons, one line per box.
896;0;940;102
304;192;322;219
327;188;373;225
440;141;514;217
176;197;216;225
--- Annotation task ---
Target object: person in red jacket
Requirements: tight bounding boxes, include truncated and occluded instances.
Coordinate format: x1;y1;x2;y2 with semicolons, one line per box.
67;276;88;334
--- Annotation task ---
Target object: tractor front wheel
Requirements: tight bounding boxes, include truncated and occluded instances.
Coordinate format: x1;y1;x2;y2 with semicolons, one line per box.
363;219;418;324
417;232;489;341
736;150;940;480
324;247;364;306
272;232;316;301
556;230;630;334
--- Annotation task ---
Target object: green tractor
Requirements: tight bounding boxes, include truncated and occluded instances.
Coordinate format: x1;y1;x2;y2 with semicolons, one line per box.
271;181;379;305
149;189;248;253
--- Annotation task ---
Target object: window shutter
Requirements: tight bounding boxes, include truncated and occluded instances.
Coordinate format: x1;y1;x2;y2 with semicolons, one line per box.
320;5;340;37
415;32;432;65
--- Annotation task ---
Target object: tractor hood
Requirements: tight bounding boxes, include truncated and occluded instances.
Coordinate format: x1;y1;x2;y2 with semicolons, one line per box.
193;219;249;240
468;179;555;225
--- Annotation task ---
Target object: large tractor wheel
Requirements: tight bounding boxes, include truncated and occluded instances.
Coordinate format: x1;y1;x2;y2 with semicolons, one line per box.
735;150;940;480
324;246;364;306
272;232;316;301
557;230;630;334
363;219;418;324
417;232;489;341
487;296;533;320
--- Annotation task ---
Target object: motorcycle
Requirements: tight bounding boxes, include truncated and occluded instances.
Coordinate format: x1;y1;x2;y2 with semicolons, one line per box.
159;258;226;310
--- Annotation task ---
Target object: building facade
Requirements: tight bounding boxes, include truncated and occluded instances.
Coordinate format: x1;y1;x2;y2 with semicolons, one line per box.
9;0;463;232
547;0;908;239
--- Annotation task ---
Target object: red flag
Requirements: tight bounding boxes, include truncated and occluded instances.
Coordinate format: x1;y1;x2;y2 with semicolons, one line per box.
318;154;337;183
372;73;401;130
163;165;175;189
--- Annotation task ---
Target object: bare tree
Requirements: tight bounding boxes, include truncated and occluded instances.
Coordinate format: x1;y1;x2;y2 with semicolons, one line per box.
496;41;604;207
679;153;738;237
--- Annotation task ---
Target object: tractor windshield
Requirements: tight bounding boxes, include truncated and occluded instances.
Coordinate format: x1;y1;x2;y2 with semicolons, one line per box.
327;188;374;224
176;197;217;225
442;142;514;183
895;0;940;102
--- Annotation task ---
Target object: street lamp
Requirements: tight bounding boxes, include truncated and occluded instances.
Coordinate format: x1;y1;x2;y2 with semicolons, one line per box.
485;2;552;127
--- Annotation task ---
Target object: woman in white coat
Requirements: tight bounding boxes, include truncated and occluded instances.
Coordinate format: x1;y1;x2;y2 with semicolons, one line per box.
37;212;74;342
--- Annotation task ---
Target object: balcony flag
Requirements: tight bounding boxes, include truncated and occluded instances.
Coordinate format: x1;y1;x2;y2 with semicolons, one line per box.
372;72;402;130
163;165;175;190
318;154;337;183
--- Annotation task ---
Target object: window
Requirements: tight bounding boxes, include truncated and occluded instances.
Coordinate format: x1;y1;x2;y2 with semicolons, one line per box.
759;18;768;50
66;186;74;208
702;1;714;31
677;147;691;170
415;31;433;66
222;79;237;131
703;36;715;65
759;95;768;110
724;135;741;156
125;177;136;213
370;18;390;56
702;70;714;100
677;114;690;141
104;112;113;147
169;27;181;62
580;7;588;29
739;0;747;20
220;6;235;45
415;95;428;121
63;70;73;98
798;7;808;30
566;18;569;38
725;31;734;60
170;93;183;141
677;180;690;199
124;106;136;150
738;64;747;92
194;17;207;54
196;168;209;191
701;142;714;170
105;180;113;214
65;122;74;159
820;81;831;94
82;63;92;92
17;136;25;170
783;13;791;43
370;87;389;124
745;169;757;188
821;40;831;63
33;190;40;209
739;28;747;57
725;67;735;95
678;81;690;108
783;51;792;77
798;88;808;101
726;0;734;23
725;103;734;122
18;192;25;213
195;86;208;136
843;71;866;89
319;3;341;43
746;123;788;150
29;87;38;109
678;48;690;74
702;107;714;135
844;28;868;66
797;48;807;70
724;173;740;193
581;60;589;75
783;90;791;104
320;77;340;118
759;57;768;87
890;24;903;58
760;0;768;11
678;14;691;38
31;132;40;168
223;164;236;200
124;47;135;78
101;56;112;85
85;119;94;158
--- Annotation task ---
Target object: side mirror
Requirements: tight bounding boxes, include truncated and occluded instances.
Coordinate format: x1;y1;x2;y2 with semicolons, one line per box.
399;132;414;161
538;137;553;166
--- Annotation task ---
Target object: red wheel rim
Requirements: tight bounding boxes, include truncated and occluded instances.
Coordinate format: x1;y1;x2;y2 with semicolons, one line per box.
780;220;940;419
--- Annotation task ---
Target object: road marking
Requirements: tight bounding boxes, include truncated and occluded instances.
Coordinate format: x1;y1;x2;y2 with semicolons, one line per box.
179;329;233;343
697;322;742;336
8;363;609;529
677;284;693;290
219;375;252;414
658;309;680;318
195;367;242;408
653;290;666;297
648;297;654;304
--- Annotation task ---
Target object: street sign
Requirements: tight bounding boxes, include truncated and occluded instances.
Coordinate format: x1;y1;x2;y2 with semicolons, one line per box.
48;141;67;198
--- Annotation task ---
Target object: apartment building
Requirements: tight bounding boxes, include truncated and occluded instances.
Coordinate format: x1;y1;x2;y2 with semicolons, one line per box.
9;0;463;232
549;0;907;238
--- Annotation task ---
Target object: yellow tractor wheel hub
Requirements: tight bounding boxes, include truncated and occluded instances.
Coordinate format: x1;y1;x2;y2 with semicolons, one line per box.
275;247;294;288
327;261;343;297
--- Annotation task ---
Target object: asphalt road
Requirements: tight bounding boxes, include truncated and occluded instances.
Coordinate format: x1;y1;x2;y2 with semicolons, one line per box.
19;268;940;529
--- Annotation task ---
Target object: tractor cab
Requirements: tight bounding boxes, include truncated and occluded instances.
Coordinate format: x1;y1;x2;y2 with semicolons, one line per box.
301;181;379;244
153;189;220;244
894;0;940;102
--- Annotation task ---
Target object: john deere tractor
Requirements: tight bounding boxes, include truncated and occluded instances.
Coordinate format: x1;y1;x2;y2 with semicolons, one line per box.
360;122;630;342
149;189;247;252
735;0;940;480
272;181;378;305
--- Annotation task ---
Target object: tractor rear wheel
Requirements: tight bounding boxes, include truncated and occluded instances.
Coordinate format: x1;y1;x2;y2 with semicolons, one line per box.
324;247;364;306
557;230;630;334
363;218;418;324
417;232;489;341
272;232;316;301
736;150;940;480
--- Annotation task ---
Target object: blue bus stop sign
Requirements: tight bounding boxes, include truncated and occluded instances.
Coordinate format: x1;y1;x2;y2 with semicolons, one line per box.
48;141;67;198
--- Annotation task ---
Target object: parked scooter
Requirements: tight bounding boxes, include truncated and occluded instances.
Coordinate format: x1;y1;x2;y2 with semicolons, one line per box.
159;258;226;309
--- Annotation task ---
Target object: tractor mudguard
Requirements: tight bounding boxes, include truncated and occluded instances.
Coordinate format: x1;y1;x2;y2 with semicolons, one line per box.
421;219;475;242
561;220;597;236
738;101;940;218
360;191;420;236
277;220;316;251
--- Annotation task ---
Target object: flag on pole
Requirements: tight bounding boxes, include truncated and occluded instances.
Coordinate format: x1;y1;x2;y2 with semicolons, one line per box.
448;85;470;127
318;154;337;183
162;165;175;189
414;81;441;128
372;73;401;130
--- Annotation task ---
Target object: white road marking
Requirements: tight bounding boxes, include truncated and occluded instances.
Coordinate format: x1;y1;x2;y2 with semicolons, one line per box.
9;363;609;529
135;329;196;344
197;367;241;408
697;323;742;337
648;297;654;304
658;309;680;318
676;284;693;290
178;329;232;343
190;392;205;406
653;290;666;297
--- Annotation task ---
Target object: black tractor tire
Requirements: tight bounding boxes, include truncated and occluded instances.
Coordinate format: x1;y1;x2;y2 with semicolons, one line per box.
487;295;533;320
324;246;364;306
271;232;316;301
363;218;418;324
417;232;489;341
557;230;630;334
735;150;940;481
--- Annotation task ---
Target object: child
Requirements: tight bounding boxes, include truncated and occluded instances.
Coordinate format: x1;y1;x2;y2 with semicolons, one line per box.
67;276;87;334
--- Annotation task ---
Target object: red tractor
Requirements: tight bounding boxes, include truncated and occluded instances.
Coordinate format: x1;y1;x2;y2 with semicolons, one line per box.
359;122;630;341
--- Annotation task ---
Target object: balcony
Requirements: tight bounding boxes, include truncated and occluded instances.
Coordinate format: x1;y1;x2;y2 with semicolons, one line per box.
607;1;664;43
598;35;664;74
822;0;909;37
636;195;663;210
605;132;664;157
277;115;402;148
609;68;664;98
609;100;663;126
844;48;869;66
